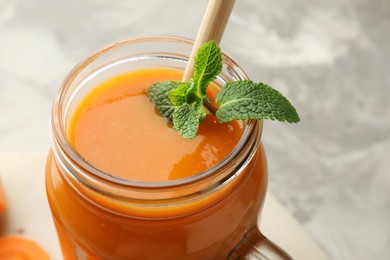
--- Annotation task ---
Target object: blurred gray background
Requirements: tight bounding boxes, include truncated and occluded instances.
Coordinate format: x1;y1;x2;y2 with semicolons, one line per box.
0;0;389;259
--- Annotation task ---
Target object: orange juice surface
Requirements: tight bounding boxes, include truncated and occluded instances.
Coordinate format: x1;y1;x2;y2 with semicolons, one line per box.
70;68;243;182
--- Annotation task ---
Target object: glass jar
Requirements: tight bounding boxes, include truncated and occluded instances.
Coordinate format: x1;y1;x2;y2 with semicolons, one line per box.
46;36;291;259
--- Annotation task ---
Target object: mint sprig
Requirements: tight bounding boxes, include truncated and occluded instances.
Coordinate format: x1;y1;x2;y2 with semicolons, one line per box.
147;41;300;139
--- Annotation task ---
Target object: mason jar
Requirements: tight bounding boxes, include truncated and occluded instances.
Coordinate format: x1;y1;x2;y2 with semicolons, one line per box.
46;36;291;259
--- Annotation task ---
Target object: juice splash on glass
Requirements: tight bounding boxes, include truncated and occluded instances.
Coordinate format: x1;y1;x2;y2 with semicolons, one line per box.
46;36;291;259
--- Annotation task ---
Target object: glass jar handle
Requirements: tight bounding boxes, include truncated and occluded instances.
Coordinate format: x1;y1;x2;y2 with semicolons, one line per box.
228;226;293;260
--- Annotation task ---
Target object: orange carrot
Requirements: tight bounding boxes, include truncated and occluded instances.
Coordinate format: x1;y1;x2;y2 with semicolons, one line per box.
0;236;50;260
0;178;6;214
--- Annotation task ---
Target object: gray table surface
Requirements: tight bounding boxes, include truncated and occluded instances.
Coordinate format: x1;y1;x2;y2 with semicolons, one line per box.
0;0;389;259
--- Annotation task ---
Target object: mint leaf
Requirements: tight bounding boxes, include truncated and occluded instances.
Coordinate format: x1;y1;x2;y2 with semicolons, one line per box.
192;41;222;95
147;81;182;121
216;80;300;123
172;103;203;139
168;83;189;106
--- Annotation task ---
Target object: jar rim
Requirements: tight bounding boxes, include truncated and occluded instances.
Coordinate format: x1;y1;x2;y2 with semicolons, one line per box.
51;35;263;189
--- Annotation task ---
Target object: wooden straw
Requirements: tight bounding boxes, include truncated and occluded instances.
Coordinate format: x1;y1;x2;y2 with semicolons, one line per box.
182;0;236;82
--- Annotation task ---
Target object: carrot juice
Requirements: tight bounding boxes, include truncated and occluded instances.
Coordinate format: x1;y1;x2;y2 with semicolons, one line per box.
46;36;268;259
69;69;244;182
